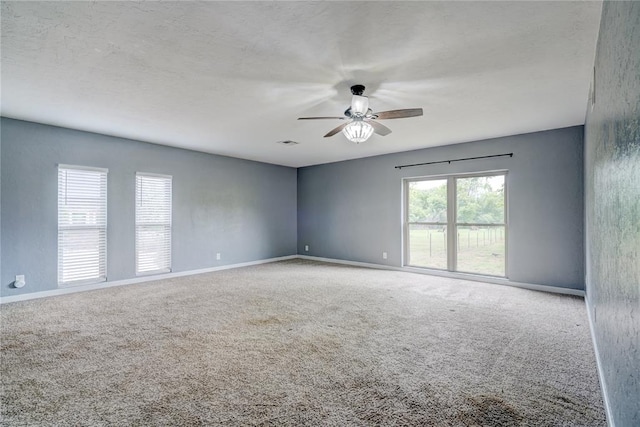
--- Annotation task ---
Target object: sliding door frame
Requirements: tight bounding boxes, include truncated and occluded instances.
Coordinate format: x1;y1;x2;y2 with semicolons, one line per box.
403;170;508;277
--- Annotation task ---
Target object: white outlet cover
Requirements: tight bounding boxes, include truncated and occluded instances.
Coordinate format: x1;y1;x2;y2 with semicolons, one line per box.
383;252;388;259
216;253;221;260
305;245;309;251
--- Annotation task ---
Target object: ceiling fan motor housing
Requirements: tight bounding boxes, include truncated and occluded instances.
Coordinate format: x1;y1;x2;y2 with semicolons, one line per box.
350;84;365;96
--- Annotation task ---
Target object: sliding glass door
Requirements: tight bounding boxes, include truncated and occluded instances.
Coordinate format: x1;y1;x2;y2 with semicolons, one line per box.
405;172;507;277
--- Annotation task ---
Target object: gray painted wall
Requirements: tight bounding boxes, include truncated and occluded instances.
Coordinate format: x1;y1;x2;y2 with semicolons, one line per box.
584;2;640;425
0;119;2;286
298;126;585;289
1;118;297;297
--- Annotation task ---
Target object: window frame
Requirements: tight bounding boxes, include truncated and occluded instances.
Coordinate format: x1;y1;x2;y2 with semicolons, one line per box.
403;170;508;277
135;172;173;276
57;164;108;287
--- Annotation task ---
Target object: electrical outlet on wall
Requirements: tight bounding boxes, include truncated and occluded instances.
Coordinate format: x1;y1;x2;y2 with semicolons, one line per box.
304;245;309;252
216;253;221;261
383;252;388;260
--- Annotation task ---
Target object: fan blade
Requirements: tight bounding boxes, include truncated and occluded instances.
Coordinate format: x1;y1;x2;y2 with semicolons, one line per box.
367;120;392;136
374;108;423;120
298;116;345;120
324;122;349;137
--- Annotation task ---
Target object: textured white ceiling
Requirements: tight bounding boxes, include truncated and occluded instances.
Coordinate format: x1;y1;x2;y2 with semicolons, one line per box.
1;1;602;167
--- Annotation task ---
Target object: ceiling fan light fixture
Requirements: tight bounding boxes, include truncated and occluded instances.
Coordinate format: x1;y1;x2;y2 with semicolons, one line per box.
351;95;369;116
342;120;374;144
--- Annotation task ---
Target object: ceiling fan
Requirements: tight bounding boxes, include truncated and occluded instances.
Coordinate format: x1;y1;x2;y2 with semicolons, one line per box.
298;84;423;143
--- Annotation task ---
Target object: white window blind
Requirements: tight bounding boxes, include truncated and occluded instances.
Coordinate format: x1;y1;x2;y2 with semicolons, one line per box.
58;166;108;286
136;173;172;275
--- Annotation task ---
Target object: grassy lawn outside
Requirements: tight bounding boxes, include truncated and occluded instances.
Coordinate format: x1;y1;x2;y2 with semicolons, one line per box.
407;226;505;276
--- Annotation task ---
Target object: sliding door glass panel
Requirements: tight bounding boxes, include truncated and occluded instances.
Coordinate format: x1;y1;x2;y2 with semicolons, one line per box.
408;224;448;269
407;179;448;269
455;175;506;276
456;225;506;276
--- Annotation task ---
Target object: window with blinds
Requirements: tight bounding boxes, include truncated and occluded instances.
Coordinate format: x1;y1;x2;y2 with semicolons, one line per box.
58;165;108;286
136;173;172;275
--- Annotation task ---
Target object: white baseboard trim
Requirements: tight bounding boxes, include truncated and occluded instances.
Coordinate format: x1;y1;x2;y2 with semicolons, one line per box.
585;295;615;427
0;255;297;304
0;253;584;303
297;255;585;297
297;255;406;272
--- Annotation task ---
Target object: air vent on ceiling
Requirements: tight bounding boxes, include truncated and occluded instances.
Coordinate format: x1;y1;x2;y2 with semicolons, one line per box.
277;140;299;145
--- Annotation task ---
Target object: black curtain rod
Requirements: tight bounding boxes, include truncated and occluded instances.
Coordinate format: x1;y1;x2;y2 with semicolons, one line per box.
394;153;513;170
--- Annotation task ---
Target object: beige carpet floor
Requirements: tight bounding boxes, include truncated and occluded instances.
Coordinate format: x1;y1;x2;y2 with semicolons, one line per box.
1;259;605;426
